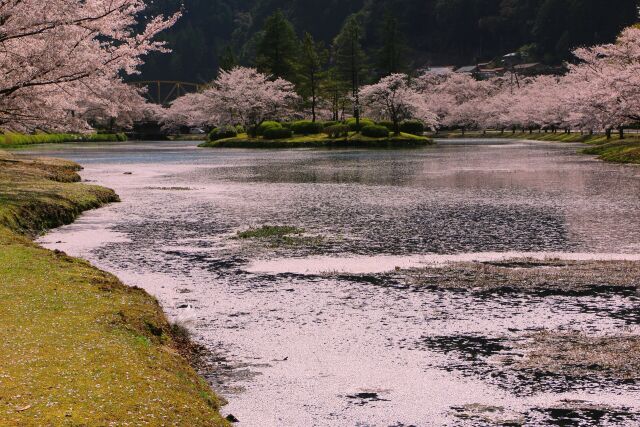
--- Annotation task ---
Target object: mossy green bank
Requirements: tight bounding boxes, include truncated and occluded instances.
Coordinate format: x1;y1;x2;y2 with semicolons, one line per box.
0;132;127;149
0;151;228;426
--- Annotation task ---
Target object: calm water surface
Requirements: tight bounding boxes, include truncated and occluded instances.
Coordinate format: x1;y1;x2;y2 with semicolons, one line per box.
26;140;640;426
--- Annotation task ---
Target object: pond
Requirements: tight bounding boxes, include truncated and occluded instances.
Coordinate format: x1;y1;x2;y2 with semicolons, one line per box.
27;139;640;426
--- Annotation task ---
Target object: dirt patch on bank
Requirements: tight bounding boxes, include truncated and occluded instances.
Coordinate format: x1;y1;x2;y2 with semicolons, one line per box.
515;331;640;381
402;258;640;294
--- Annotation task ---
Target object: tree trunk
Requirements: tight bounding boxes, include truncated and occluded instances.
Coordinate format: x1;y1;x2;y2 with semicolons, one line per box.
606;128;612;139
311;75;317;123
619;127;624;139
393;118;400;136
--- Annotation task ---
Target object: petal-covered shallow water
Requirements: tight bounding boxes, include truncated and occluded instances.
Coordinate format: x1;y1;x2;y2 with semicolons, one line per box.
27;140;640;426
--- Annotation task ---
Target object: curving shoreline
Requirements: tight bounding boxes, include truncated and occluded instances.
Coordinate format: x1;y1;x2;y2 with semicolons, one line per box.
432;131;640;164
0;151;228;426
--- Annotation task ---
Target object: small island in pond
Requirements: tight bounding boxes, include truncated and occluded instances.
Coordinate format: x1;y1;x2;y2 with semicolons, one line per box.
199;119;433;149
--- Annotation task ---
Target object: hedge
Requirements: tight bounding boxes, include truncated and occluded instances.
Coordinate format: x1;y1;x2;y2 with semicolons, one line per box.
377;121;395;131
209;126;237;141
361;125;390;138
324;125;350;138
257;121;282;136
345;117;375;132
400;120;425;135
263;127;293;139
291;120;324;135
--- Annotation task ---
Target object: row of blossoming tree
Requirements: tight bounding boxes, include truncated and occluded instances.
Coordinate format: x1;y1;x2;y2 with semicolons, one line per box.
165;25;640;139
0;0;178;132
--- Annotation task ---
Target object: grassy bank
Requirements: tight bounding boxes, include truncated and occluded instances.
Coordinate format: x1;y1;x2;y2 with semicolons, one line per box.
434;131;640;165
581;139;640;164
0;132;127;149
0;151;228;426
200;132;433;149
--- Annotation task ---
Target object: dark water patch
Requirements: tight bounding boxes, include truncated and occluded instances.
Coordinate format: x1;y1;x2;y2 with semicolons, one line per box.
527;401;640;426
418;332;640;396
476;285;638;299
450;403;525;426
420;335;511;362
345;392;391;406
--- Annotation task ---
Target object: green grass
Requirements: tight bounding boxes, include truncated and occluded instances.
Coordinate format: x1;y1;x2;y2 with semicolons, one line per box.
237;225;305;239
582;139;640;164
433;131;640;164
0;151;228;426
0;132;127;148
201;132;433;149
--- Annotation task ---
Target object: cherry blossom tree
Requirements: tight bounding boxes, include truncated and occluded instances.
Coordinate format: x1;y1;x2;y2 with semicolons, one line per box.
161;92;212;132
360;73;438;134
0;0;179;131
164;67;299;136
422;73;492;134
564;26;640;138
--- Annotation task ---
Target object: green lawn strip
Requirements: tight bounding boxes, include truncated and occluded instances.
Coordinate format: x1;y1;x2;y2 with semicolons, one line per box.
434;131;640;164
0;132;127;148
0;151;228;426
581;139;640;164
200;132;433;148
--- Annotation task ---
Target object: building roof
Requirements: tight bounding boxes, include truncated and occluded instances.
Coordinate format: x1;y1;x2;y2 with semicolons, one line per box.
424;66;455;75
455;65;477;73
514;62;541;69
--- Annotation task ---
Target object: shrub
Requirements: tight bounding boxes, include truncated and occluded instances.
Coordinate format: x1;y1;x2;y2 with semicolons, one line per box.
263;127;293;139
377;121;395;131
361;125;390;138
209;126;237;141
235;125;245;134
345;117;375;131
324;125;350;138
400;120;425;135
257;121;282;136
322;121;339;128
290;120;324;135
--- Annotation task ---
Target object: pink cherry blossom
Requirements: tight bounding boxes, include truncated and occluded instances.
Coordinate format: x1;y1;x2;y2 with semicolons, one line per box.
0;0;179;131
163;67;299;135
359;73;438;133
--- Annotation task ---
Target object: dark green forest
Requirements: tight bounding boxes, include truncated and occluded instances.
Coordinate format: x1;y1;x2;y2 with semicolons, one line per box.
140;0;639;83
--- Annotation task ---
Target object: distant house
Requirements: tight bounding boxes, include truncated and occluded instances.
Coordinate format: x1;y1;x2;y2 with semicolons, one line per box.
455;65;478;74
423;66;455;75
476;67;505;80
513;63;546;75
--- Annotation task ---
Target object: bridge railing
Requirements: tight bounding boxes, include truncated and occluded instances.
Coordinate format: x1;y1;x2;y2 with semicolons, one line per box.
128;80;205;105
